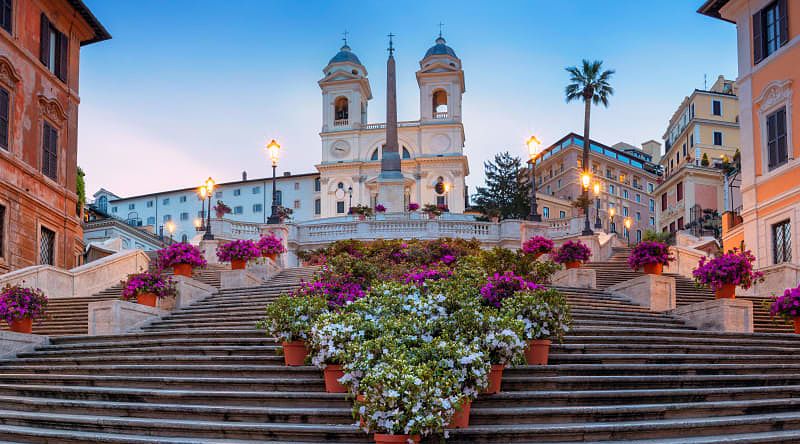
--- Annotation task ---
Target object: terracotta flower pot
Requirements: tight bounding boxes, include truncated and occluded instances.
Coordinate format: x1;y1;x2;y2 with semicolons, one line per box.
446;399;471;429
373;434;420;444
172;263;192;277
356;394;367;429
8;318;32;334
482;364;505;395
323;364;347;393
794;318;800;334
533;252;544;260
642;263;663;275
231;259;246;270
525;339;552;365
282;340;309;366
715;283;736;299
137;292;158;307
564;261;581;270
262;252;277;261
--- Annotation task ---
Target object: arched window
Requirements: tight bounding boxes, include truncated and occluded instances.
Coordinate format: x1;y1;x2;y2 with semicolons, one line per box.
334;97;349;121
337;182;345;189
432;90;448;117
371;145;411;161
181;234;188;243
402;147;411;159
371;149;379;161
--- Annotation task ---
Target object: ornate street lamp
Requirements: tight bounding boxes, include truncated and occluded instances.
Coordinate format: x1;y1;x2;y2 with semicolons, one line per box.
196;185;207;231
593;182;602;229
165;220;176;243
266;139;281;224
608;206;616;234
203;177;215;240
348;186;353;209
624;217;633;247
526;135;542;222
580;172;593;235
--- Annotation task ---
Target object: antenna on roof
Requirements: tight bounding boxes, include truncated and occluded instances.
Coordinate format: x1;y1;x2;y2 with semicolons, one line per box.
704;74;707;90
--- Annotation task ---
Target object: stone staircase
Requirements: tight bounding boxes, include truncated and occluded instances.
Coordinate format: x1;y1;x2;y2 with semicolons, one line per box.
584;247;794;334
1;263;800;442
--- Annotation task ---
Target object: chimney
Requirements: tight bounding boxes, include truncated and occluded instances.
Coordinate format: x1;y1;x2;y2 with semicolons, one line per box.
283;172;291;177
242;171;247;181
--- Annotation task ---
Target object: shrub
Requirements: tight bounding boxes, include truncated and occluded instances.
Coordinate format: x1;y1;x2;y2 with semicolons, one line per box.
480;271;541;308
692;248;763;291
627;241;673;270
256;294;328;342
0;285;48;323
503;288;571;343
553;240;592;264
216;239;261;262
157;243;206;268
643;230;672;244
770;286;800;321
121;271;177;300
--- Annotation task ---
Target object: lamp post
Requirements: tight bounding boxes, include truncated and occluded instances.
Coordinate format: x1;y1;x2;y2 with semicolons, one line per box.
267;139;281;224
348;186;353;209
165;220;175;243
202;177;215;240
526;136;542;222
624;217;632;247
581;172;594;235
197;186;207;231
592;182;602;229
608;206;616;234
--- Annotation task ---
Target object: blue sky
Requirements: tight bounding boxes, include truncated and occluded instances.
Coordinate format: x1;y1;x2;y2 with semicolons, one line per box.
77;0;737;198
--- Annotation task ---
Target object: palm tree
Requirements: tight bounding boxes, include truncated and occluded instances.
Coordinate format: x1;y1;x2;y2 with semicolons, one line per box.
565;59;615;235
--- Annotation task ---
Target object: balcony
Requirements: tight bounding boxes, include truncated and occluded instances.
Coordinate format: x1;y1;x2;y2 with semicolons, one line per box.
433;111;449;120
722;206;744;231
333;119;349;127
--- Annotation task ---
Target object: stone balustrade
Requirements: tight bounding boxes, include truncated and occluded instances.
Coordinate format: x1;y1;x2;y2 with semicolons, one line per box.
0;250;150;299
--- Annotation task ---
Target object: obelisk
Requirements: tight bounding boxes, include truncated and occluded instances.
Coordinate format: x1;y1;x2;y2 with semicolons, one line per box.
377;33;405;213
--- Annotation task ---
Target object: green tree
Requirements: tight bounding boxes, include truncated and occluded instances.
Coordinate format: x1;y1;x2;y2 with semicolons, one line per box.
473;152;531;220
76;166;86;216
701;152;710;166
565;60;615;231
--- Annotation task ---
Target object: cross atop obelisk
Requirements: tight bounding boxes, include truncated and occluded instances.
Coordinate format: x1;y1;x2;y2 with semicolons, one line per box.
377;32;405;212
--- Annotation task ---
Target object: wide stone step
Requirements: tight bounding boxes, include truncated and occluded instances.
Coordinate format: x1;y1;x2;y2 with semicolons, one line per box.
548;352;800;365
20;345;282;358
500;373;800;391
504;363;800;377
0;373;325;391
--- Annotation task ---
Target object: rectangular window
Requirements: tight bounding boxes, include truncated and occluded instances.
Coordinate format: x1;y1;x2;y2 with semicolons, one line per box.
669;221;676;233
197;210;203;218
690;134;694;147
215;192;222;198
767;106;788;170
39;14;68;82
41;122;58;181
635;193;641;203
253;204;263;213
163;198;170;205
39;226;55;265
648;183;654;193
128;204;135;210
649;216;655;226
636;212;641;222
623;207;629;217
623;189;629;199
661;193;667;211
233;189;241;196
682;144;687;157
336;201;345;214
773;219;792;264
649;199;655;212
112;206;117;213
678;217;684;230
179;196;187;203
0;86;9;150
754;0;788;63
276;190;282;206
609;184;615;195
677;182;683;201
0;0;11;34
163;215;171;222
252;186;260;194
147;216;155;225
436;195;446;206
180;212;189;221
0;203;4;257
294;199;301;209
294;182;300;190
315;198;321;215
542;207;550;219
712;99;722;116
713;132;723;146
559;210;566;218
146;201;153;208
233;206;243;214
314;178;321;192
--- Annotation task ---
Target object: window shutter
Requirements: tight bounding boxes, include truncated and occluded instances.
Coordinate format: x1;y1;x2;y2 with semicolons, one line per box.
50;126;58;180
39;13;50;67
42;124;50;178
753;10;763;64
767;113;777;168
0;88;8;148
777;108;788;164
57;31;68;82
779;0;789;46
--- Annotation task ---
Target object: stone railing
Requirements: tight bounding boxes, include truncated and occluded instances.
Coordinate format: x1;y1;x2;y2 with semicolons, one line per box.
0;249;150;299
210;218;262;240
333;118;349;127
433;111;449;120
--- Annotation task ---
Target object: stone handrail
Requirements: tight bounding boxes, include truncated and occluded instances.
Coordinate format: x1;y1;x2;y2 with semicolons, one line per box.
665;245;710;279
0;250;150;299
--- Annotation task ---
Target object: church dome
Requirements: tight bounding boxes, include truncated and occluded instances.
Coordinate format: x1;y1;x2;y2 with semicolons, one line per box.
424;36;457;59
328;44;362;65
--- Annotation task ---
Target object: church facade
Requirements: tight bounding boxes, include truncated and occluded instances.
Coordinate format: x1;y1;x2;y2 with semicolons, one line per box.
317;37;469;217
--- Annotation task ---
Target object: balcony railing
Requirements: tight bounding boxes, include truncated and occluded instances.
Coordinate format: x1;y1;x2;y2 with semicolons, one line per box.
333;119;349;127
433;111;449;120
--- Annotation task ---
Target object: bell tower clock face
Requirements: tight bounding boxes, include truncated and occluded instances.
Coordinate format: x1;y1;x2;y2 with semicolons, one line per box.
335;188;346;199
330;140;351;158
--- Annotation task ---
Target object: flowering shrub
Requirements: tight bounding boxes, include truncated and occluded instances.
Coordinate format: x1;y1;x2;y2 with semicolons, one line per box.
480;271;541;308
256;294;328;342
157;243;207;268
374;204;386;213
216;239;261;262
627;241;673;270
257;234;286;255
770;286;800;321
408;202;420;211
402;267;453;286
422;203;443;216
121;271;176;300
522;236;554;256
503;288;571;342
293;276;366;308
553;240;592;264
0;285;48;323
692;248;763;291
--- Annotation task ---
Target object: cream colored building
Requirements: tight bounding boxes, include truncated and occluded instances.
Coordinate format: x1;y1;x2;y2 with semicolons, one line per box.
317;38;469;217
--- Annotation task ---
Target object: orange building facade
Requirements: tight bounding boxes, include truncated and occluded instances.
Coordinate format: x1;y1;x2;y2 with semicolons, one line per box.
0;0;109;274
701;0;800;295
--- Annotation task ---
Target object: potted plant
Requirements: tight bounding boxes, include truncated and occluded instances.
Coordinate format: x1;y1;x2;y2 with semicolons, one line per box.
216;239;261;270
522;236;554;259
553;240;592;269
157;243;207;277
407;202;420;212
0;285;48;334
770;286;800;333
348;204;373;221
257;233;286;261
121;271;177;307
692;248;763;299
627;241;673;275
422;203;443;219
213;201;232;218
374;204;386;214
504;288;571;365
480;271;542;308
308;311;373;393
256;294;328;366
